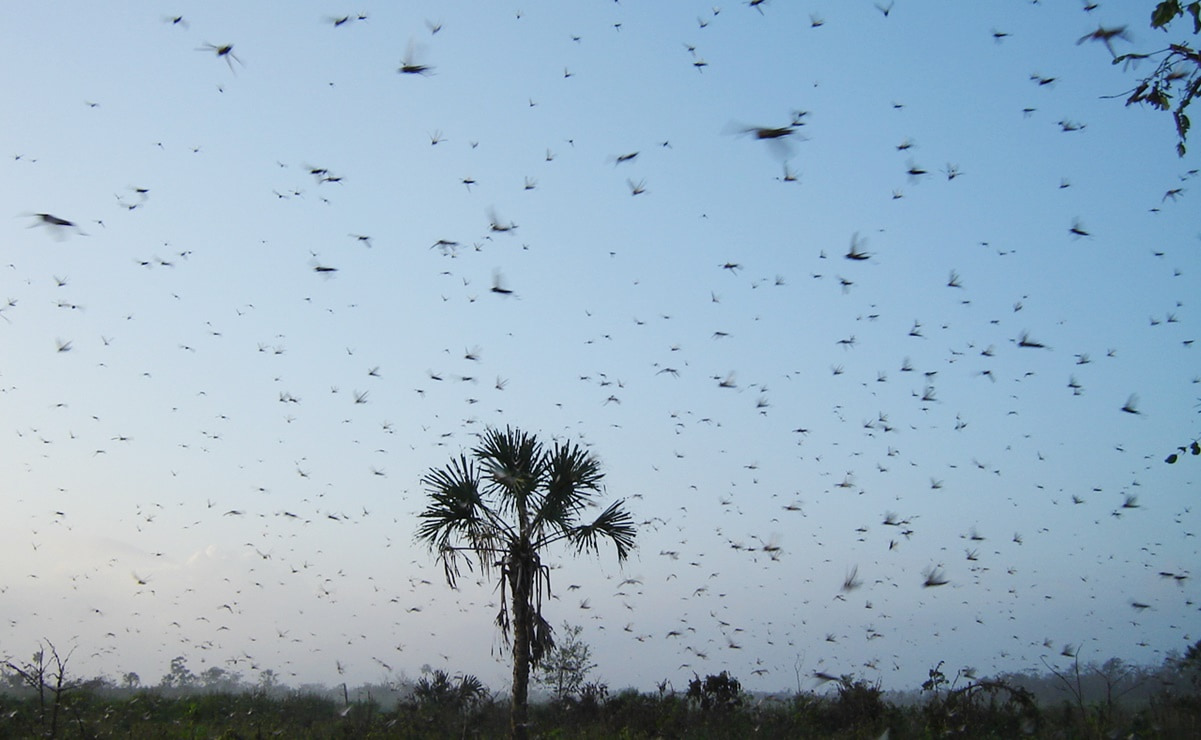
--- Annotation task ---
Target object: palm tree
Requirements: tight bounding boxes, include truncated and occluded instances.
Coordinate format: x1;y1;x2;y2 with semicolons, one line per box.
416;426;636;740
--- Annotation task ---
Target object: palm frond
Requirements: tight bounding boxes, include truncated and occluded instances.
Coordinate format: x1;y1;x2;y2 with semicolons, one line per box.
417;456;480;538
532;441;604;535
495;583;510;636
495;546;554;642
531;610;555;665
416;454;510;585
434;544;473;590
475;426;542;508
568;499;636;561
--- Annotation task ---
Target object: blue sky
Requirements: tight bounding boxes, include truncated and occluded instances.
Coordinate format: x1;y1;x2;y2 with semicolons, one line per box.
1;1;1198;694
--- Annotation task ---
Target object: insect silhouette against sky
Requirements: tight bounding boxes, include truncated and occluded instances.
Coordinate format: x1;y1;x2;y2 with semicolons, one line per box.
398;39;434;75
844;233;871;261
1;1;1196;701
729;122;803;160
197;43;242;72
27;212;85;239
490;269;515;296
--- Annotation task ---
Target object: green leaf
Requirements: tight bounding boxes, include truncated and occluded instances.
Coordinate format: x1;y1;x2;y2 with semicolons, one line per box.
1154;1;1183;29
1154;1;1182;29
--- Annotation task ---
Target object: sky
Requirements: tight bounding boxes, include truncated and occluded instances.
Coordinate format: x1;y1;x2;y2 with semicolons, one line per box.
1;1;1198;696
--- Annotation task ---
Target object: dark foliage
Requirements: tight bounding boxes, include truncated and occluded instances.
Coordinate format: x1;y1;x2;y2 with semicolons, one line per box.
1115;1;1201;155
687;671;744;712
2;648;1200;738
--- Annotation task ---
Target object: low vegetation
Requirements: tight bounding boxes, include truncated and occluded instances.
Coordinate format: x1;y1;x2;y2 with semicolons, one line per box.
3;639;1199;738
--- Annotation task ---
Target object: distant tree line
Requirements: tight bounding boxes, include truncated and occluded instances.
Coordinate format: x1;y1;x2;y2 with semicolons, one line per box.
3;637;1198;738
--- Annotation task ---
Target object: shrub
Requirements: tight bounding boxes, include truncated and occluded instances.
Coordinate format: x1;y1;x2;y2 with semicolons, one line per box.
687;671;744;713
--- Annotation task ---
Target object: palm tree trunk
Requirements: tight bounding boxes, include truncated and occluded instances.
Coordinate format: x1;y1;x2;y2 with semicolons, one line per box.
510;484;534;740
509;561;531;740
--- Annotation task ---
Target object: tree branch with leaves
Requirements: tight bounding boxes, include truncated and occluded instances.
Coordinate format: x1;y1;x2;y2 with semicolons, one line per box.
1110;1;1201;156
